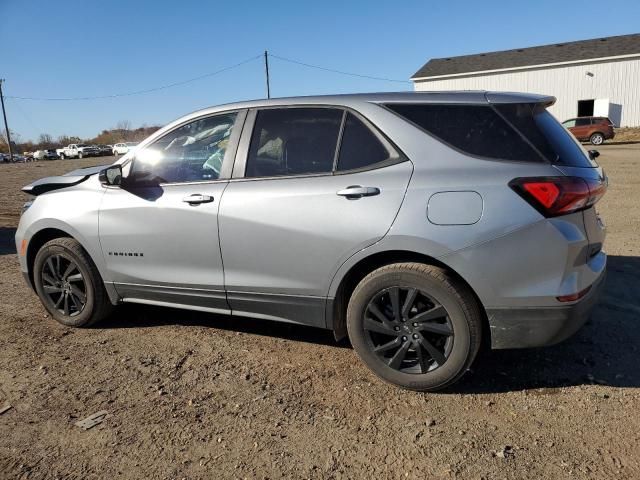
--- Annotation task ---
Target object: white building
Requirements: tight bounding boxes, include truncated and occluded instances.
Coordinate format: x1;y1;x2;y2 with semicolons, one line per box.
411;33;640;127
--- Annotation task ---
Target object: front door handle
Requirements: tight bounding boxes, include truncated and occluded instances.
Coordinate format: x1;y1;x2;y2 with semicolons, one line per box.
336;185;380;199
182;194;214;205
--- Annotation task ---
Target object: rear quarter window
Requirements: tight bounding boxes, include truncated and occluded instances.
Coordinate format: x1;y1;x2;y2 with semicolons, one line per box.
387;103;595;168
385;103;543;163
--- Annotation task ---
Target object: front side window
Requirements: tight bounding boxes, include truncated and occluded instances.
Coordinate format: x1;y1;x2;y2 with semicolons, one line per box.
245;108;342;178
562;119;576;128
129;112;237;184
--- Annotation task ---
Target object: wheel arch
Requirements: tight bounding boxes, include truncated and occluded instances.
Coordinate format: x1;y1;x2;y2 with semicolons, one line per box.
25;226;119;304
328;249;490;350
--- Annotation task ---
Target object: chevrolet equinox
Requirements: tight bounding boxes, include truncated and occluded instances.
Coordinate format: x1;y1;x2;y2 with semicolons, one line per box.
16;92;607;391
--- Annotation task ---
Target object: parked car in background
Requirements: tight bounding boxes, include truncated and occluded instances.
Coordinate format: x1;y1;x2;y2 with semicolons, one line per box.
57;144;100;159
562;116;615;145
15;92;607;392
45;149;60;160
33;149;59;160
96;145;113;156
113;142;139;156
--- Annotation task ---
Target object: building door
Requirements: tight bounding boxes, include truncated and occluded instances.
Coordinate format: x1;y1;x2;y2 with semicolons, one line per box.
577;99;594;117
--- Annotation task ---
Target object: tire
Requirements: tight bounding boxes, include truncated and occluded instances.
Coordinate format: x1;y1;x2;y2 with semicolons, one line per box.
78;152;84;159
590;132;604;145
346;262;482;392
33;238;113;327
59;153;65;160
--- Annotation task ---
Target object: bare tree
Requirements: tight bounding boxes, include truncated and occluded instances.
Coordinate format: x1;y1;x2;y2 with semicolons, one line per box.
38;133;53;146
115;120;131;131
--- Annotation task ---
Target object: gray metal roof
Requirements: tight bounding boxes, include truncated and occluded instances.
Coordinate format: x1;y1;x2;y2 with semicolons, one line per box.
195;91;552;112
412;33;640;79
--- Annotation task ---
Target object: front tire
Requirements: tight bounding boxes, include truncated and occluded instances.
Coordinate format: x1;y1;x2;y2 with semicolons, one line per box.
33;238;113;327
346;263;482;392
590;132;604;145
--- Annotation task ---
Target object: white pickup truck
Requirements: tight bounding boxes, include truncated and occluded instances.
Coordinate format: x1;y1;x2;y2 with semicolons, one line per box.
57;144;100;159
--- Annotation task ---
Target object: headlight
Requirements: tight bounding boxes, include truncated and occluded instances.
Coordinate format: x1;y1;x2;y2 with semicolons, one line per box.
22;200;33;214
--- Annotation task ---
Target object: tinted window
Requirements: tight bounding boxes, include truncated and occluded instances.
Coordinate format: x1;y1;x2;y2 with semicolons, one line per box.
575;118;591;126
130;112;237;184
530;109;596;168
386;104;542;162
246;108;342;178
336;113;393;171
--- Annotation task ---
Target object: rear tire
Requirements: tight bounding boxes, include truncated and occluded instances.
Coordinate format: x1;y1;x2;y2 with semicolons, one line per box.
346;263;482;392
33;238;113;327
590;132;604;145
78;152;83;159
59;153;65;160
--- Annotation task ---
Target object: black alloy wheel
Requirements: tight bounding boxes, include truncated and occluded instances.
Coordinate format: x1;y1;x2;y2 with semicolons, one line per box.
363;286;453;373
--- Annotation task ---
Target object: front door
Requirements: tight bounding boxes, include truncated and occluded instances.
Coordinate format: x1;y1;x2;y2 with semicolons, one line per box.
98;110;245;312
218;107;413;327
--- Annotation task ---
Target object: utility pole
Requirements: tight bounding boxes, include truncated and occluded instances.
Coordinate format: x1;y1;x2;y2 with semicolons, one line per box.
0;79;13;162
264;50;271;99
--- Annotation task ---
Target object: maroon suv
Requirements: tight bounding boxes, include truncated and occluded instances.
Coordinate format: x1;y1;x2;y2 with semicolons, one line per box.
561;117;615;145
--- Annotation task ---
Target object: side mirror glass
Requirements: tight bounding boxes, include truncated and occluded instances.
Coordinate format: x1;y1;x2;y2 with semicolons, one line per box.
99;164;123;186
588;149;600;159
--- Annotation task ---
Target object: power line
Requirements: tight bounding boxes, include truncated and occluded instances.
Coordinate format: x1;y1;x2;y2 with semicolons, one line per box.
5;54;263;101
268;53;412;84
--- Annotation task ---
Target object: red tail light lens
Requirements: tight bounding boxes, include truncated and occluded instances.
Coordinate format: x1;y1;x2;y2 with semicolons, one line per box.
510;176;606;217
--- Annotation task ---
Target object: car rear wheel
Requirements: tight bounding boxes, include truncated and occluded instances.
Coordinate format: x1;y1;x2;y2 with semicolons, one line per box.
59;153;65;159
590;132;604;145
78;152;84;159
33;238;113;327
346;262;482;391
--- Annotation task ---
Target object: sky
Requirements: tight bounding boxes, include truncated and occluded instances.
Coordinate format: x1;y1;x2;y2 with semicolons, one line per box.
1;0;639;142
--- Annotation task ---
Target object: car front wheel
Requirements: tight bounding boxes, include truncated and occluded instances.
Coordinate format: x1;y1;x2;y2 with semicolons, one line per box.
33;238;113;327
347;263;482;392
590;132;604;145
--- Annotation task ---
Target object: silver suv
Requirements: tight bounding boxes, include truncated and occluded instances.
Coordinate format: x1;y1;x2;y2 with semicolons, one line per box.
15;92;607;391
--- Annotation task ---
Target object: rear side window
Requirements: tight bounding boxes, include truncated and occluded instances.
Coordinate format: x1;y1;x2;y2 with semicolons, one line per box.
246;108;342;178
386;104;543;162
336;113;393;171
575;118;591;126
388;103;595;168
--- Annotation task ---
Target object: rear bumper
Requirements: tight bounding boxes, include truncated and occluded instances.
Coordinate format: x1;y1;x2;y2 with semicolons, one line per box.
487;269;605;349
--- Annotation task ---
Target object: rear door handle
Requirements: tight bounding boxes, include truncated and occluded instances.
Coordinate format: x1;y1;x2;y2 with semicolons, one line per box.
336;185;380;199
182;194;214;205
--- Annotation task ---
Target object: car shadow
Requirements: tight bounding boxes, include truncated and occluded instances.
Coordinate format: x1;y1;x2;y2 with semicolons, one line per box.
451;254;640;393
98;255;640;390
0;227;17;255
99;303;346;348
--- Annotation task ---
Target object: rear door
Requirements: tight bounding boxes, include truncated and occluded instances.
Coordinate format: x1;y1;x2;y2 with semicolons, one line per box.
218;107;413;327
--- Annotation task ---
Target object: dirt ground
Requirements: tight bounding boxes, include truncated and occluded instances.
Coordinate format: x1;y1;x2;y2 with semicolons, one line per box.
0;147;639;480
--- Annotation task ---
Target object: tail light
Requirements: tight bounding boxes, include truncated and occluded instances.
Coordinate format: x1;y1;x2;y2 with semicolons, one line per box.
509;176;606;217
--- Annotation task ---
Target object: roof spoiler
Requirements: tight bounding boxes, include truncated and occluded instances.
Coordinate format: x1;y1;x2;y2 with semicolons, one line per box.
484;92;556;107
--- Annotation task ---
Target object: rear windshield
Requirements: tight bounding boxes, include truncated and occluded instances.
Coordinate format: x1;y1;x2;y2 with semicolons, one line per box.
386;103;595;167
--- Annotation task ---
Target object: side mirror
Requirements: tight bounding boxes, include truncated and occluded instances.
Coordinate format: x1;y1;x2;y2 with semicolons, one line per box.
99;164;123;186
588;149;600;159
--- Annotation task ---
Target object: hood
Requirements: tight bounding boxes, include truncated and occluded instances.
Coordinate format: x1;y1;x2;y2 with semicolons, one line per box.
22;164;108;196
